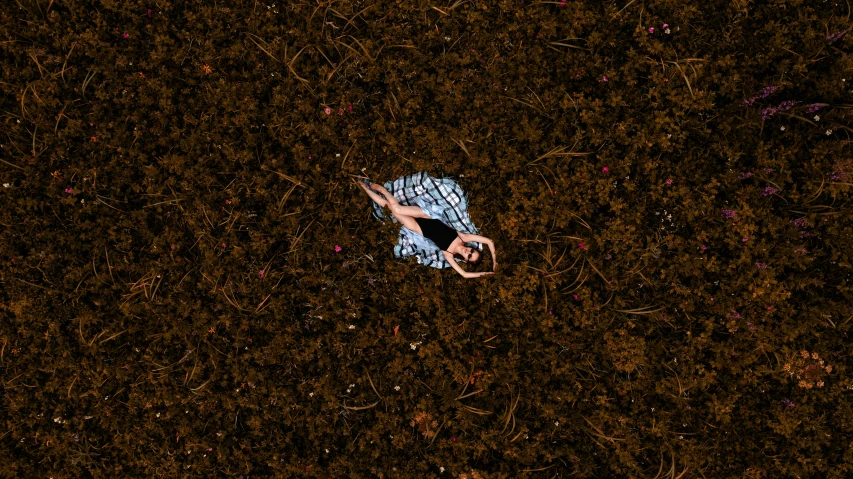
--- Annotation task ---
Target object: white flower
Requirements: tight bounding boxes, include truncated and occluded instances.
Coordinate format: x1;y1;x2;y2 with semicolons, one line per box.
827;130;832;135
3;183;9;187
780;126;785;131
394;385;400;391
335;153;340;157
554;421;559;426
410;342;421;350
325;449;329;453
440;467;445;473
444;36;451;41
665;28;671;34
309;392;314;397
348;324;355;329
814;115;820;121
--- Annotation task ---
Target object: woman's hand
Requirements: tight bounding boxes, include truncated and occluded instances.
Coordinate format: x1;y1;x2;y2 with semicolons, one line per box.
465;271;495;279
492;260;498;272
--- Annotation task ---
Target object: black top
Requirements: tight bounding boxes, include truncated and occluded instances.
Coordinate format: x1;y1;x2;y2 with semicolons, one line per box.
414;217;459;252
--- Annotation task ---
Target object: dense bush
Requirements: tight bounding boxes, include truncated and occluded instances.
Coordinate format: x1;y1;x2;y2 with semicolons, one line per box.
1;0;852;477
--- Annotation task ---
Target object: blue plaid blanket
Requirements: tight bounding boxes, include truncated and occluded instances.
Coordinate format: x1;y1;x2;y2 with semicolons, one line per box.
361;172;482;269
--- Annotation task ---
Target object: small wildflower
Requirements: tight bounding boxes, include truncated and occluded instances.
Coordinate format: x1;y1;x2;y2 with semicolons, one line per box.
648;27;655;33
782;398;795;408
700;244;708;251
746;321;756;331
662;23;669;28
602;166;609;173
202;64;212;74
780;126;785;131
665;178;673;185
259;270;265;278
324;107;332;115
755;262;767;269
334;245;342;252
793;247;808;255
761;186;779;196
721;209;737;219
814;115;820;121
338;108;344;115
742;236;749;242
602;75;608;82
65;188;73;194
348;105;353;111
348;324;355;329
221;243;226;248
665;28;671;34
578;243;587;250
572;294;579;300
122;33;129;39
394;385;400;391
826;130;832;136
559;0;566;6
738;172;753;179
2;183;8;188
817;380;825;388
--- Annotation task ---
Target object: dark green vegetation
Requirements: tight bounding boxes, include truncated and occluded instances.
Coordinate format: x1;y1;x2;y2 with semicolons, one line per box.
2;0;853;477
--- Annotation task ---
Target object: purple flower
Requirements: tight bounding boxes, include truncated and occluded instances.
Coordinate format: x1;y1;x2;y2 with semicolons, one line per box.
259;270;265;278
782;398;795;408
122;33;129;39
762;167;775;174
744;86;779;106
807;104;822;113
791;218;809;228
827;29;848;43
738;172;753;179
746;321;756;331
761;186;779;196
65;188;73;194
761;107;777;120
648;27;655;33
721;209;737;219
700;244;708;252
755;262;768;270
793;247;808;255
728;310;741;319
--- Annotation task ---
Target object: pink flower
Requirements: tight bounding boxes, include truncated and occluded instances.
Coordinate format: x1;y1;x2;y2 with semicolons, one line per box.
648;27;655;33
65;188;73;194
742;236;749;242
662;23;669;28
602;166;609;173
573;294;579;301
700;244;708;251
123;33;130;39
578;243;587;250
451;437;457;442
171;245;176;250
307;154;312;159
665;178;673;185
324;107;332;115
338;108;344;115
225;199;231;204
602;75;608;82
334;245;342;252
147;9;152;17
221;243;226;248
259;270;265;278
348;105;353;111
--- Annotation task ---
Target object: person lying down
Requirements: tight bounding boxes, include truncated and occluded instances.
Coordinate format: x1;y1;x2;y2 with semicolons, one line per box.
353;172;496;279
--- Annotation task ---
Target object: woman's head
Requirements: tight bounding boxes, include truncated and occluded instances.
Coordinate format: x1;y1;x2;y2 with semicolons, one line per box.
454;246;482;265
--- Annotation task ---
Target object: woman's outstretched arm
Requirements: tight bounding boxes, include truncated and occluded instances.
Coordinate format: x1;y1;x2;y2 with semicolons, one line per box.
442;251;494;278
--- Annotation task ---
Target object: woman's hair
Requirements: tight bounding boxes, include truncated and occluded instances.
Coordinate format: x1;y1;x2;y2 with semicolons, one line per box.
455;248;482;265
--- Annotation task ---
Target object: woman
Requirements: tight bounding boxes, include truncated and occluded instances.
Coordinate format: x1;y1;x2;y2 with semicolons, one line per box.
354;178;497;279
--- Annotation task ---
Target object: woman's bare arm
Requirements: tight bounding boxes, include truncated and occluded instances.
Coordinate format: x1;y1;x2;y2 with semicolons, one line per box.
442;251;493;278
459;233;496;270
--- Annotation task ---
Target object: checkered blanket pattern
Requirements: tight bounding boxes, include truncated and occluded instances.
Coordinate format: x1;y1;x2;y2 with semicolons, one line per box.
362;172;482;269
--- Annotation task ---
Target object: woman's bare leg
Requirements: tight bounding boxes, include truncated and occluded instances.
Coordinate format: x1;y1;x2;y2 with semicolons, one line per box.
354;179;389;208
371;184;430;218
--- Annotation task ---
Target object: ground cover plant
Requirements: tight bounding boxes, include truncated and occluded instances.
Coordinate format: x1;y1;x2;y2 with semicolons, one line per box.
1;0;853;477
